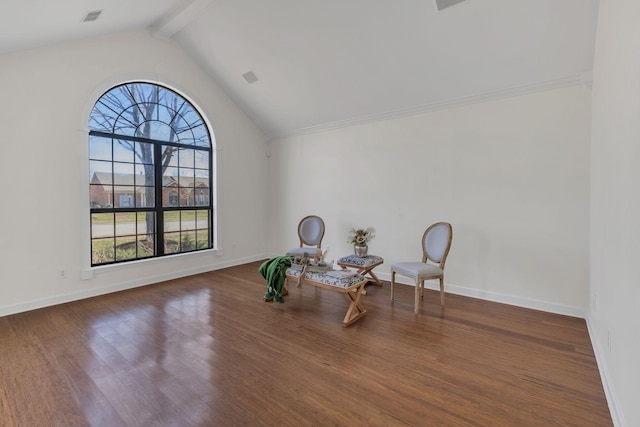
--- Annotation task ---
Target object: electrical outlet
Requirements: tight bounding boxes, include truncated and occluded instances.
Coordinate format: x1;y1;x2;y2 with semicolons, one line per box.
58;269;66;279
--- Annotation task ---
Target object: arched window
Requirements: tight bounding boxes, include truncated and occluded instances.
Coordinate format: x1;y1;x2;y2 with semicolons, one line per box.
88;82;214;266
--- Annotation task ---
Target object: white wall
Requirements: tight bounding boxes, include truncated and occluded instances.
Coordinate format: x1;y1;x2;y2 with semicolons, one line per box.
268;86;591;315
0;29;269;315
590;1;640;425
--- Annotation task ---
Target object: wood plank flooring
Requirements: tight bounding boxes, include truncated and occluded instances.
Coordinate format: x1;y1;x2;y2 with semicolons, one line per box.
0;261;611;426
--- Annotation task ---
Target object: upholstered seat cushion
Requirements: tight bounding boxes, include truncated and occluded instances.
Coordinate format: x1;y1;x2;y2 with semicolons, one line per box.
286;268;365;288
392;262;442;278
337;254;384;267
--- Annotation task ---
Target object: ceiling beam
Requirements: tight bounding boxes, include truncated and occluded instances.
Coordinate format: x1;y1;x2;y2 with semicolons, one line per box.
151;0;214;40
435;0;466;11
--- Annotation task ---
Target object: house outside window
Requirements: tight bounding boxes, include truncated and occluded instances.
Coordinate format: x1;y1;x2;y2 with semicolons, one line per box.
168;190;179;207
88;82;214;265
119;194;133;208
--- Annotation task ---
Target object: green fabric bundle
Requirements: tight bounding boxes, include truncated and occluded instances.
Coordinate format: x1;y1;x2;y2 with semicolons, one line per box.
259;256;292;303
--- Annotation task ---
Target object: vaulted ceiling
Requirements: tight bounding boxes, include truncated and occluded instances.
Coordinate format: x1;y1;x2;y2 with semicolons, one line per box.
0;0;599;139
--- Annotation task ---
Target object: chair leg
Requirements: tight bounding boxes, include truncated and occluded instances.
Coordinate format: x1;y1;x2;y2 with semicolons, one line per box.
414;280;420;315
420;280;424;298
439;277;445;307
390;270;396;301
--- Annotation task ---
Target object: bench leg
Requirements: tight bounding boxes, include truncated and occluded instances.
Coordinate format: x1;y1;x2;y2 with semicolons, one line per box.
342;284;367;327
366;269;383;286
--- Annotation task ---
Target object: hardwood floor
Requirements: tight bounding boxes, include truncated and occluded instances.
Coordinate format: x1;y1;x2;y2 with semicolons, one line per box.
0;261;611;426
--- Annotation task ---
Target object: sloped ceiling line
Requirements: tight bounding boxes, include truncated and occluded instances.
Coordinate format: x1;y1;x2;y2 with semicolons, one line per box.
152;0;214;40
268;73;591;141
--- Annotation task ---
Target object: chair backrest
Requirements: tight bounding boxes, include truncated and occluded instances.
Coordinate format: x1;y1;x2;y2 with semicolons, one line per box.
422;222;452;269
298;215;325;248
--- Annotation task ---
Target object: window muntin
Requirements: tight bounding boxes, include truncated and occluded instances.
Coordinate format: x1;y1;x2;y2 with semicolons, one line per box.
89;82;213;266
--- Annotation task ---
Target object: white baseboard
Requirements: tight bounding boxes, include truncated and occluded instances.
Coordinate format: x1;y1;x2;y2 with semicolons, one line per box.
378;272;587;318
586;315;626;427
264;254;587;318
0;254;270;318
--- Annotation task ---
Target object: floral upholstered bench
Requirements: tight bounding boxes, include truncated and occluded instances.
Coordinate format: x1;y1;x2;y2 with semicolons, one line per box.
286;267;367;327
337;255;384;287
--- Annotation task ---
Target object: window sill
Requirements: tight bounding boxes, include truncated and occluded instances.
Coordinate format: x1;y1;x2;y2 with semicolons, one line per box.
81;247;222;280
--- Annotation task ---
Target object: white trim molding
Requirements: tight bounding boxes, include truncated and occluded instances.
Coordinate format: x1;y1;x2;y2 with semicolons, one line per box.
0;254;269;318
586;315;626;427
381;272;587;318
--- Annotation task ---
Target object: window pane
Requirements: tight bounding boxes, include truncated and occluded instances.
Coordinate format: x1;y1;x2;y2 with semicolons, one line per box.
148;120;175;142
115;212;136;236
179;148;195;168
182;190;195;207
157;104;175;126
174;117;192;139
130;83;156;104
102;88;134;113
92;237;115;265
195;188;209;206
196;210;209;229
191;124;210;147
117;192;134;208
136;186;155;208
163;146;179;168
178;105;200;128
196;210;210;249
92;213;114;238
115;236;137;261
195;169;209;188
196;230;209;249
89;136;112;161
113;163;134;185
113;107;138;136
180;231;197;252
160;88;183;115
135;142;154;164
163;166;178;182
90;184;109;208
179;169;195;189
165;190;178;207
181;211;195;232
135;164;154;186
111;189;134;208
90;160;112;181
137;212;155;235
165;232;180;254
113;140;135;162
164;211;180;232
137;235;155;258
195;151;209;169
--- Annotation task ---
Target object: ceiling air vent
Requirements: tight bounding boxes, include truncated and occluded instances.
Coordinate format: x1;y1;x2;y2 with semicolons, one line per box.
435;0;466;11
82;10;103;23
242;71;259;84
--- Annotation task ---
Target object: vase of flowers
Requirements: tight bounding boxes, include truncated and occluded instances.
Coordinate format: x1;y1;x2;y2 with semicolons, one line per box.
348;227;375;257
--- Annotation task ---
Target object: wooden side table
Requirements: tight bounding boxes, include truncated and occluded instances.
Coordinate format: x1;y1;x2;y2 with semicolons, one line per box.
337;255;384;287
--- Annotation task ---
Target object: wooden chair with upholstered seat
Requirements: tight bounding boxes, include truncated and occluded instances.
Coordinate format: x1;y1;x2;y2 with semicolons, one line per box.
390;222;453;314
286;215;325;260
